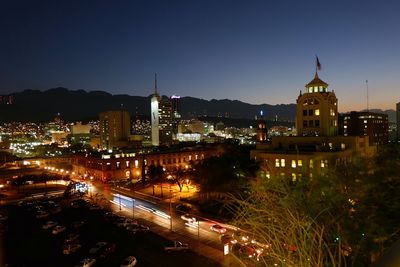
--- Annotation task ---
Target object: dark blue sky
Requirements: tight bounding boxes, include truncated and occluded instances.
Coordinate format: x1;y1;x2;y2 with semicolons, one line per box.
1;0;399;111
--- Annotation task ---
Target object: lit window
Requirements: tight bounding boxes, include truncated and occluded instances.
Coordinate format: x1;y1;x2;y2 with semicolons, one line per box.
341;143;346;150
309;159;314;169
126;161;130;168
275;159;280;167
292;173;297;181
315;109;320;116
314;87;318;93
321;160;325;168
188;155;192;161
266;172;270;179
116;162;121;169
195;154;198;160
134;160;139;168
298;160;302;167
280;159;285;167
291;160;296;168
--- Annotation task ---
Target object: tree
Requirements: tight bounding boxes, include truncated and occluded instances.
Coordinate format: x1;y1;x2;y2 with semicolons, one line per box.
227;145;400;266
169;167;192;192
147;164;165;197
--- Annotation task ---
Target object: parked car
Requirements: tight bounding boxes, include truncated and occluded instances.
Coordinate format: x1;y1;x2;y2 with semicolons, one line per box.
36;211;49;219
63;243;82;254
175;204;192;213
42;221;57;230
99;243;116;258
75;258;96;267
120;256;137;267
89;242;107;254
52;225;66;235
71;221;85;229
210;224;227;234
164;241;189;252
220;233;237;244
65;233;80;243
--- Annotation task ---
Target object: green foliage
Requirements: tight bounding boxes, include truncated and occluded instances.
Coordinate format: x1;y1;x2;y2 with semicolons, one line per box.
229;145;400;266
194;146;259;197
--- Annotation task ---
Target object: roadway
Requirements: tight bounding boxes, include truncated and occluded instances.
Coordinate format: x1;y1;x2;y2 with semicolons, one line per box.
87;181;240;265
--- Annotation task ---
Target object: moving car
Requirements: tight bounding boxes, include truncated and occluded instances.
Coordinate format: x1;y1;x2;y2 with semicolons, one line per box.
120;256;137;267
180;214;196;222
210;224;227;234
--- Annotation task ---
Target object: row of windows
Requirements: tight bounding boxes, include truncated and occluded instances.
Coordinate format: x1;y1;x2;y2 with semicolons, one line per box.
274;159;328;169
303;120;320;128
302;109;320;116
307;86;326;93
85;153;205;170
302;98;320;106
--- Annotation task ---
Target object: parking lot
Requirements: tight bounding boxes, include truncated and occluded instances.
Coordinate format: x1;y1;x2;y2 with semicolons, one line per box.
0;196;220;267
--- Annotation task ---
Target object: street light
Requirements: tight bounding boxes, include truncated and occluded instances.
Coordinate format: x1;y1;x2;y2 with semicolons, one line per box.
119;194;122;211
169;188;174;231
132;199;135;219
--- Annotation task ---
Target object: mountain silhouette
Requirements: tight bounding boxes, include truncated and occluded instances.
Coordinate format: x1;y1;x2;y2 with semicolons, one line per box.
0;88;296;122
0;88;395;123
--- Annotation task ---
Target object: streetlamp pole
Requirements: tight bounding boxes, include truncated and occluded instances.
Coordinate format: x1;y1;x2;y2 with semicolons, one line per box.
169;189;172;231
132;199;135;219
119;194;122;211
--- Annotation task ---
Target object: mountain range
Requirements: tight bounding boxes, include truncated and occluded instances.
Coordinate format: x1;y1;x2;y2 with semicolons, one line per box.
0;88;396;123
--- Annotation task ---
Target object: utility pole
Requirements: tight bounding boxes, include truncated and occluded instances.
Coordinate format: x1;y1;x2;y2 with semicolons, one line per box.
169;188;173;231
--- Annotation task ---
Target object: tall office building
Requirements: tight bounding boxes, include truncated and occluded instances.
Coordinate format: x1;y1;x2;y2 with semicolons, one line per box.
343;111;388;145
256;111;268;143
159;97;173;145
397;102;400;141
151;74;160;146
171;95;181;139
296;73;338;137
251;67;376;180
99;110;131;150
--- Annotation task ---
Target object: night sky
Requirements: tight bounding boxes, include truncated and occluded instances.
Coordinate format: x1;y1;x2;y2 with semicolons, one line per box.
1;0;399;111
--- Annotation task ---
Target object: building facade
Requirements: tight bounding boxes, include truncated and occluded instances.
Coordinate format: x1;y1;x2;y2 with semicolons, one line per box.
251;71;376;179
159;97;173;145
99;110;131;150
397;102;400;141
296;73;338;137
342;111;389;145
71;147;219;181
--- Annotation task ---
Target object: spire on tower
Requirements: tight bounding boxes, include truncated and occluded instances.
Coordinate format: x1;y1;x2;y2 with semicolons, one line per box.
154;73;158;95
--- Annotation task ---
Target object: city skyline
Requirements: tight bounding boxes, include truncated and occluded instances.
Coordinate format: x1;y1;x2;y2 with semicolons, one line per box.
1;1;400;112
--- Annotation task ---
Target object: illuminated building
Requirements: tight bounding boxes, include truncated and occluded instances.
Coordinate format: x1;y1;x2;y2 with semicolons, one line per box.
296;73;338;137
171;95;181;139
342;111;388;145
256;111;268;143
159;97;173;145
397;102;400;141
99;110;131;150
71;146;219;181
151;74;160;146
251;69;376;180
